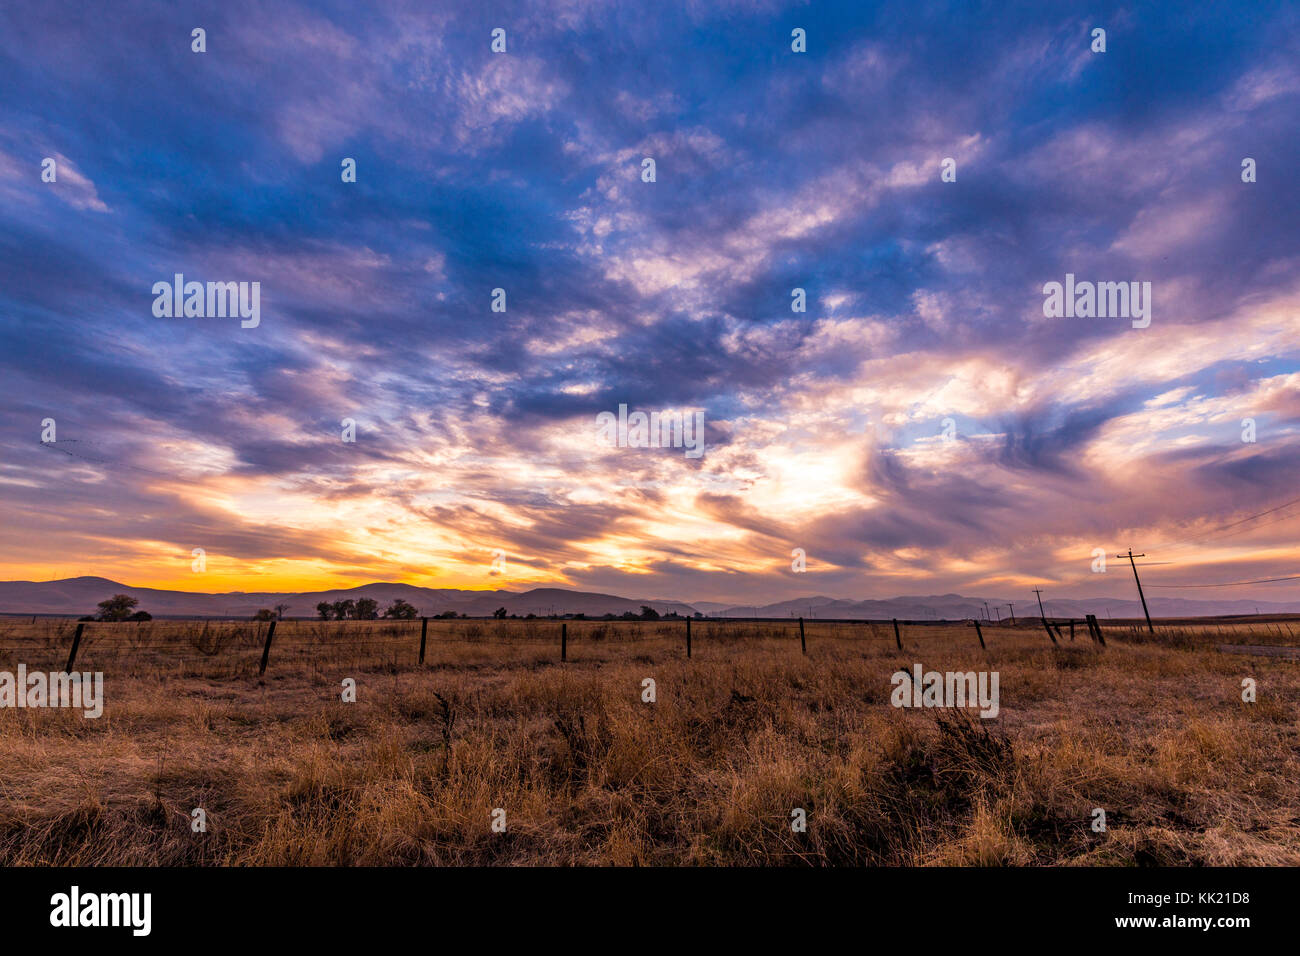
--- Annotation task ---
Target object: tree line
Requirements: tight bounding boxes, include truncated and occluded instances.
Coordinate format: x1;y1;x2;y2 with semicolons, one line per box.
314;598;421;620
83;595;697;623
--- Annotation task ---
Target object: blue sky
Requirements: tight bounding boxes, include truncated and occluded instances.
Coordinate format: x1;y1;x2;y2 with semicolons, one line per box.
1;0;1299;603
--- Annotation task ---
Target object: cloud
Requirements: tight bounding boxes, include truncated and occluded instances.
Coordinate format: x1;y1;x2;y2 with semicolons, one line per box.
1;0;1298;603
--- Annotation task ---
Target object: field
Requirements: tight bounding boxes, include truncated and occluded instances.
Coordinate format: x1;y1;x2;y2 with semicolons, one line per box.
0;616;1297;866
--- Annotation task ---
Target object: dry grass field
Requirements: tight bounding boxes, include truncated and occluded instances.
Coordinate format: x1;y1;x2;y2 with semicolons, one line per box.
0;616;1297;866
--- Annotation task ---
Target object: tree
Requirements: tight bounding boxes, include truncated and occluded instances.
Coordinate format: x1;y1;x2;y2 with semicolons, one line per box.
128;610;152;622
493;607;507;619
274;603;290;620
96;594;139;622
354;597;379;620
316;602;332;620
383;599;419;620
331;599;356;621
252;608;276;622
639;605;660;620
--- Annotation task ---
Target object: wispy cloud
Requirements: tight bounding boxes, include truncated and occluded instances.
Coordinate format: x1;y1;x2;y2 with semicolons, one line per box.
1;0;1298;603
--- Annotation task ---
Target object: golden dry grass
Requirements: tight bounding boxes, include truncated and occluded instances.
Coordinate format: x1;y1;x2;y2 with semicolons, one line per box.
0;616;1297;866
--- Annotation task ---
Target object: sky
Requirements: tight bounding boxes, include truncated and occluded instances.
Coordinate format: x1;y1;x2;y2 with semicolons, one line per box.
1;0;1298;605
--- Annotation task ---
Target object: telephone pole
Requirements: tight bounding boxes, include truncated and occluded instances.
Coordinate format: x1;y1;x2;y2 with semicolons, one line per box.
1117;548;1154;633
982;601;991;621
1005;603;1016;625
1032;588;1057;644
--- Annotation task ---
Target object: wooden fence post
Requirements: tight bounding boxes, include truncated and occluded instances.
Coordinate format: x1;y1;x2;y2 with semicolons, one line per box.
973;619;985;649
1069;621;1075;641
64;622;85;673
799;616;806;655
893;618;902;651
1042;616;1058;645
561;621;567;662
419;617;428;665
686;617;692;659
1086;614;1106;647
258;619;277;677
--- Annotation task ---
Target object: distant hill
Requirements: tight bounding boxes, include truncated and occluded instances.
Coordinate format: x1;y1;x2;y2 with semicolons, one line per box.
711;592;1300;620
0;577;699;619
0;577;1296;620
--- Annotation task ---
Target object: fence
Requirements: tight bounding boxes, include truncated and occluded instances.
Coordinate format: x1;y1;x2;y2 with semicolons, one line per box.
0;613;1127;680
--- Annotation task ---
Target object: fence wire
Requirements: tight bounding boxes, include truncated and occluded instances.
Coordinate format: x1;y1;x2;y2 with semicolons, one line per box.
0;615;1290;681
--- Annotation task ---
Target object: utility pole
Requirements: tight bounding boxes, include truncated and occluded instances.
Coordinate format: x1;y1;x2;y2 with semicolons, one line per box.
1033;588;1057;644
1005;603;1015;625
982;601;991;621
994;607;1001;623
1116;549;1154;633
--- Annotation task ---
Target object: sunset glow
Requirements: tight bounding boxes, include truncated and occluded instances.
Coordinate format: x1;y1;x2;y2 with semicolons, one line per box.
2;2;1298;608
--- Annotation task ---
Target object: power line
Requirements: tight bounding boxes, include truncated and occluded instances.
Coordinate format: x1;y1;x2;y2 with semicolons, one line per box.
1158;495;1300;553
39;439;192;482
1145;572;1300;588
